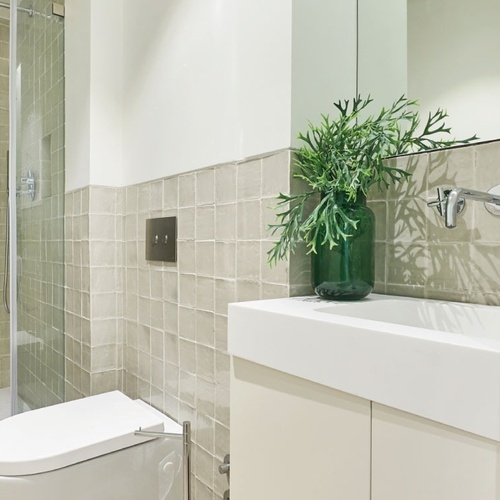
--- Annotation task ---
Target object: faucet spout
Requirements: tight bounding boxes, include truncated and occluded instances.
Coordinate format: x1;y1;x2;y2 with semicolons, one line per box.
445;187;500;228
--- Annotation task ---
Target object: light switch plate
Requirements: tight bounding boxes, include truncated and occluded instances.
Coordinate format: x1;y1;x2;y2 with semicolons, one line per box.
145;217;177;262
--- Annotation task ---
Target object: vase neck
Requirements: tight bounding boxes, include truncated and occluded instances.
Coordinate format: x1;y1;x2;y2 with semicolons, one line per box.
329;191;366;205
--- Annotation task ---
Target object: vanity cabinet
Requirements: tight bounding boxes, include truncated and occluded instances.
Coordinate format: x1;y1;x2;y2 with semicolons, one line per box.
371;403;500;500
231;357;500;500
230;357;371;500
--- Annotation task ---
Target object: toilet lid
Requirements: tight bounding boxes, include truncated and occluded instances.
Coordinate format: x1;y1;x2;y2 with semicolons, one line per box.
0;391;166;476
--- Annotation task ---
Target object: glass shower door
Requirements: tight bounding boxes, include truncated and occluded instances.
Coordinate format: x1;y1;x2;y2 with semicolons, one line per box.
11;0;65;412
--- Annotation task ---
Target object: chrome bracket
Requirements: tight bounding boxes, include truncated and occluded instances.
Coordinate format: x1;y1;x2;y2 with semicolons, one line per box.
135;421;191;500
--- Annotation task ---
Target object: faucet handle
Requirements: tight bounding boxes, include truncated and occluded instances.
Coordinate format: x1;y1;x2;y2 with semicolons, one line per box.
427;188;465;218
427;188;448;216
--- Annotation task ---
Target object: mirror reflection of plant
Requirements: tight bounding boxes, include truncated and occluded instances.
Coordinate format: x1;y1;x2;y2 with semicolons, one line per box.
268;95;478;264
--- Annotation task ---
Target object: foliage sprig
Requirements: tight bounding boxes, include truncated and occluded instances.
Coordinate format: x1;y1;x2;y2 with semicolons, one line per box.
268;95;478;264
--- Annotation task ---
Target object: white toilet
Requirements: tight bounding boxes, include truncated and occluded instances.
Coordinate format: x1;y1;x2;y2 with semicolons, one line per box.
0;391;185;500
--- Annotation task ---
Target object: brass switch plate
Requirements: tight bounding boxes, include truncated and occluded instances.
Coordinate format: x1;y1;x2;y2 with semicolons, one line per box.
145;217;177;262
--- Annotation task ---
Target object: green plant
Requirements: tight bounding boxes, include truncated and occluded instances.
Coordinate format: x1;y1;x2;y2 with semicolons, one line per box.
268;95;477;264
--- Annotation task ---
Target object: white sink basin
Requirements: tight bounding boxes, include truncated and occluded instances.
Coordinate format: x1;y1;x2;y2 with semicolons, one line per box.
228;294;500;441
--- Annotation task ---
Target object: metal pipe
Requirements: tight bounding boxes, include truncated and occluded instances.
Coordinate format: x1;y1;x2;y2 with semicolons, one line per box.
0;1;33;16
445;187;500;228
3;151;9;314
134;421;191;500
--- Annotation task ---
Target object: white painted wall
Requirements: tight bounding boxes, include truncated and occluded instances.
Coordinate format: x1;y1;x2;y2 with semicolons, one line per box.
65;0;358;189
120;0;292;186
66;0;293;189
65;0;123;191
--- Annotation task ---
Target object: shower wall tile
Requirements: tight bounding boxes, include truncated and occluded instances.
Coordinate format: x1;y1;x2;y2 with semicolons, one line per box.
369;140;500;306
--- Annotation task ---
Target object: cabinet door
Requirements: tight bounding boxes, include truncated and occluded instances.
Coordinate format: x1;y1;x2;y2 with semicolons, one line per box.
230;357;371;500
372;403;500;500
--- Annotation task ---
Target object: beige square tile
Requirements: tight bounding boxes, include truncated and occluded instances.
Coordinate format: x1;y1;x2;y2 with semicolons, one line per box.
196;310;215;347
215;164;237;203
178;207;195;240
179;174;195;208
386;242;429;287
196;169;215;206
196;413;215;454
260;242;288;285
427;147;474;190
179;306;196;341
426;242;472;292
179;339;196;375
196;276;215;312
237;200;261;240
215;279;236;316
196;241;215;277
261;283;289;299
179;274;196;308
178;240;196;274
236;280;261;302
470;244;500;295
164;332;179;365
261;150;290;197
214;242;236;279
196;378;215;418
196;344;215;383
215;203;236;241
179;370;196;407
197;206;215;241
236;241;261;280
163;177;178;210
237;159;261;200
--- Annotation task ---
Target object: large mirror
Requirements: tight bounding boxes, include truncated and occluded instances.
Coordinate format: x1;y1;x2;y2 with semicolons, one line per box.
358;0;500;144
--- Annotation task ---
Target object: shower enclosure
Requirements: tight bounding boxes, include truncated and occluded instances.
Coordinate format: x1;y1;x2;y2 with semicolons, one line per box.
0;0;65;417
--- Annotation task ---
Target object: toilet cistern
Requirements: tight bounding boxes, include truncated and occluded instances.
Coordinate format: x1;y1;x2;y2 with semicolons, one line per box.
427;185;500;228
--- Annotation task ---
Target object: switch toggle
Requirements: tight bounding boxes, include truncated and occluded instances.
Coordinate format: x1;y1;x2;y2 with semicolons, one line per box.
145;217;177;262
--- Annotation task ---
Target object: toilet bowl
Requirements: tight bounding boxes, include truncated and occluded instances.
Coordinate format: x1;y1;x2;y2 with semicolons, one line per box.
0;391;184;500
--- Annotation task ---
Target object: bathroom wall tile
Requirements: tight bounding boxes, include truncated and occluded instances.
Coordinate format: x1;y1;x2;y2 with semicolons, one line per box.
178;240;196;274
236;241;260;280
214;242;236;279
237;200;261;240
261;150;290;197
178;207;195;240
196;241;215;277
386;242;429;288
214;279;236;316
197;206;215;240
196;413;215;455
196;310;215;347
163;177;178;210
196;169;215;206
237;159;261;200
215;203;236;241
179;174;196;208
426;242;472;293
427;147;474;189
215;164;236;203
236;280;261;302
260;242;288;285
179;306;196;341
196;277;215;312
196;344;215;383
179;274;196;308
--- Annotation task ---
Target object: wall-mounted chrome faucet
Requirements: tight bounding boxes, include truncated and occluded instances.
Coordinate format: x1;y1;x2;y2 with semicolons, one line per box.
428;186;500;228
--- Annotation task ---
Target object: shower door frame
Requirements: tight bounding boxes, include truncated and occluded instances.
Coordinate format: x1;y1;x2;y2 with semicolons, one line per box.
9;0;18;415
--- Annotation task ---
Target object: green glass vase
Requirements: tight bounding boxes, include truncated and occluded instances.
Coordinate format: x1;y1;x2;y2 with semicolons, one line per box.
312;193;375;301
